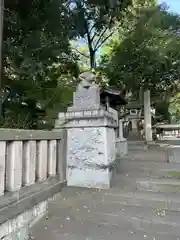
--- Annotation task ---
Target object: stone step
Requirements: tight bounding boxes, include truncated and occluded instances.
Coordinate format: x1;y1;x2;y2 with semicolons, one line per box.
52;232;179;240
113;174;180;193
128;141;145;148
127;133;143;141
116;170;179;181
31;187;180;239
136;178;180;193
128;141;145;144
30;214;180;240
122;149;168;163
74;196;180;219
117;159;180;178
30;233;180;240
128;145;146;151
127;141;168;152
55;189;180;236
91;189;180;211
54;200;180;236
112;173;139;190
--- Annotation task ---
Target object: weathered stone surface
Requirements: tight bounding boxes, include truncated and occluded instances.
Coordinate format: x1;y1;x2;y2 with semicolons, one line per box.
0;200;48;240
6;141;23;191
68;71;100;111
55;109;118;129
36;141;48;181
136;178;180;193
57;130;67;182
0;126;67;240
67;127;106;167
0;129;64;141
55;71;118;189
67;126;116;189
22;141;36;186
30;186;180;239
167;145;180;163
0;178;66;226
30;143;180;240
106;127;116;163
67;168;113;189
70;87;101;111
48;140;57;177
116;139;128;156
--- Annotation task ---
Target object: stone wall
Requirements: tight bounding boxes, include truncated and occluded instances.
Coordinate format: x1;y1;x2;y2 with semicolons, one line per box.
0;201;47;240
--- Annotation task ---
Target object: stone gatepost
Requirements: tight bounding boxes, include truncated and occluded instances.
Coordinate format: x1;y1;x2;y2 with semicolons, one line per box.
55;72;118;189
129;109;139;134
116;119;127;156
144;89;152;142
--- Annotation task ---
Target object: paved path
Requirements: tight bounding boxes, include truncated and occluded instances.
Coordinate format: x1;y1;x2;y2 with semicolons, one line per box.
30;143;180;240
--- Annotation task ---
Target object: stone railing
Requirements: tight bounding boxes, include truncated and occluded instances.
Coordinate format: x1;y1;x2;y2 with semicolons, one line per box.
155;124;180;140
0;129;67;239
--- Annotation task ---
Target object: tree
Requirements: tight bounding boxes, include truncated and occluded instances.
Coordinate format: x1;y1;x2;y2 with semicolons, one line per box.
169;92;180;123
71;40;90;71
100;4;180;99
2;0;79;128
72;0;132;69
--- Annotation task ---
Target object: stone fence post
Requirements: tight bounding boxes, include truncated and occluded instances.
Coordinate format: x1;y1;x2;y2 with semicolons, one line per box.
144;89;152;142
116;119;128;157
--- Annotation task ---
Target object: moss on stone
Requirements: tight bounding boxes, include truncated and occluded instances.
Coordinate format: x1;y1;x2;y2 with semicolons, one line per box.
167;171;180;179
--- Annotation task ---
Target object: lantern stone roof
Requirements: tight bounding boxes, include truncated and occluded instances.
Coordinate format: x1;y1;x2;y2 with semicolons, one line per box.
100;87;127;107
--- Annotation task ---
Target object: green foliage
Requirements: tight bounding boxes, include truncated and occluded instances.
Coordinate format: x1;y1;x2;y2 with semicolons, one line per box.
155;101;170;122
71;40;90;71
3;0;79;129
4;0;180;129
100;3;180;94
72;0;132;68
169;92;180;123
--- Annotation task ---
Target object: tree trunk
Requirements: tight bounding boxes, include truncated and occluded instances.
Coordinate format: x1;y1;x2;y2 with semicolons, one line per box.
139;86;143;104
90;50;96;69
85;20;96;69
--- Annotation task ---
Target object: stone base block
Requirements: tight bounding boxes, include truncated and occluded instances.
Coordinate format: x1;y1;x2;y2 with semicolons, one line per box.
116;139;128;157
167;146;180;163
66;125;117;189
67;167;113;189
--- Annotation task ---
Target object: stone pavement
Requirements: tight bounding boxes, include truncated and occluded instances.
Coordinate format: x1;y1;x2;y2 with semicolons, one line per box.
30;143;180;240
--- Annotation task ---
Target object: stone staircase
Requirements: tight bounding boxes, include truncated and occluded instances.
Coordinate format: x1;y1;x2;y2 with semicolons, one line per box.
127;131;143;141
31;141;180;240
